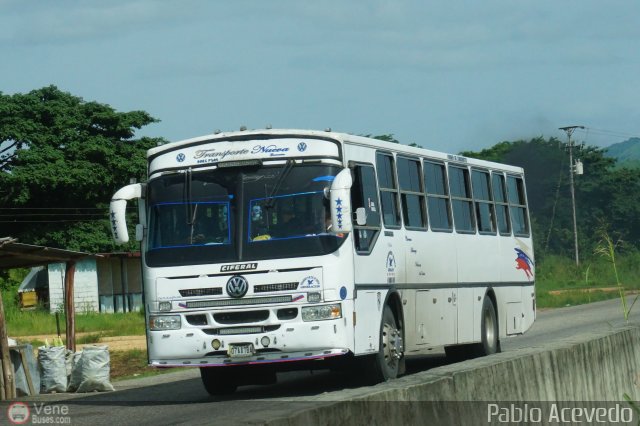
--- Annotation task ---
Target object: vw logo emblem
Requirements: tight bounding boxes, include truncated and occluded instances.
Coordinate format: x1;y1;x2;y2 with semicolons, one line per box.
297;142;307;152
176;153;186;162
226;276;249;298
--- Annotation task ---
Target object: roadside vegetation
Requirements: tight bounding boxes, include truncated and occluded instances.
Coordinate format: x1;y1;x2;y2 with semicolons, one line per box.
535;250;640;308
3;303;145;339
109;349;180;381
2;298;144;339
1;269;144;338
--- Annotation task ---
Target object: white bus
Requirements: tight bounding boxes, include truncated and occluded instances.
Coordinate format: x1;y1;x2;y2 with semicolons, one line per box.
110;129;535;394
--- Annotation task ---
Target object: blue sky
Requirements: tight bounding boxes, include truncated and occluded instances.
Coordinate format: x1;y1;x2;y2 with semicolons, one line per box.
2;1;639;153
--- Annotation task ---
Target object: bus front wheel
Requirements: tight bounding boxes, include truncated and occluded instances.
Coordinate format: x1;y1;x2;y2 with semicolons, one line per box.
365;305;403;383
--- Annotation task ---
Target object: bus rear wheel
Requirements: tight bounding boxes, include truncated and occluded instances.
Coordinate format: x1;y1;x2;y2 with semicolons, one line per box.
200;367;237;396
474;296;500;356
365;305;403;383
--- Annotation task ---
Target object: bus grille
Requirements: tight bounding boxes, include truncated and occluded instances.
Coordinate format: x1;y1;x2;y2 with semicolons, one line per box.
203;325;281;335
179;288;223;297
185;314;208;326
253;282;298;293
184;295;292;308
214;310;269;324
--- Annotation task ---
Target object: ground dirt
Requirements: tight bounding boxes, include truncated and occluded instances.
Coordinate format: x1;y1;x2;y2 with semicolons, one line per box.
14;333;147;351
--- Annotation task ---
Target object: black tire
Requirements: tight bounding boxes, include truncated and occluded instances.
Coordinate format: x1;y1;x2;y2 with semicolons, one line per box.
200;367;237;396
365;305;402;383
474;296;500;356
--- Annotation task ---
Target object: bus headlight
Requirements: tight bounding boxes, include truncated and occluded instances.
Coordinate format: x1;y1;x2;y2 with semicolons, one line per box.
149;315;181;330
158;301;172;312
301;304;341;322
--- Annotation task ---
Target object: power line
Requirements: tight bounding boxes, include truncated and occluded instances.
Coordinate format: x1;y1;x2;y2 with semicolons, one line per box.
574;127;640;140
0;207;111;210
0;213;108;217
0;207;134;213
0;219;109;223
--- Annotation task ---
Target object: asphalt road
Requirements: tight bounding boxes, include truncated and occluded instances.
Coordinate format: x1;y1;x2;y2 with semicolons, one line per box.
17;297;640;425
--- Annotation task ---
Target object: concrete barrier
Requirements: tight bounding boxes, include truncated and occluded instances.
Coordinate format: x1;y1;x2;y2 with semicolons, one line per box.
262;325;640;425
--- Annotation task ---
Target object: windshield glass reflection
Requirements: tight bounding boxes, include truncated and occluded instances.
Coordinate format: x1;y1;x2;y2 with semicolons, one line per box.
249;191;329;242
148;201;230;249
145;164;344;267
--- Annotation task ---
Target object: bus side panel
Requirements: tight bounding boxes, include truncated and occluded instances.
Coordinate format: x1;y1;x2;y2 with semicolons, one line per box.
457;286;481;344
498;235;535;337
456;231;507;344
521;283;536;332
500;237;535;285
353;289;387;355
472;287;485;342
456;233;502;284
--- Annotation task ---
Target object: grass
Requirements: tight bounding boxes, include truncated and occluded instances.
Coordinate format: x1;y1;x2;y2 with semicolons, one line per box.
593;230;640;321
535;250;640;308
1;269;146;338
1;294;145;337
110;349;180;381
76;332;106;344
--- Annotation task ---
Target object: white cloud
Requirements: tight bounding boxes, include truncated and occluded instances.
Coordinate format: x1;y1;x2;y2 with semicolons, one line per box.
0;0;200;46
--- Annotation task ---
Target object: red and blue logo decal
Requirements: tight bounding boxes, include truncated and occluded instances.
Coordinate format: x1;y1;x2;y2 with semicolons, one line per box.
514;248;534;280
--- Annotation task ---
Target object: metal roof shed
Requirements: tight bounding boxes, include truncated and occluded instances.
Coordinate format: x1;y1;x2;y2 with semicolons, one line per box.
0;237;98;399
0;237;94;269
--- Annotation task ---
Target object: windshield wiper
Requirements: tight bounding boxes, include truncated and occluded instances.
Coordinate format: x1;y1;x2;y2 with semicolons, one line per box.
184;168;194;225
265;160;294;208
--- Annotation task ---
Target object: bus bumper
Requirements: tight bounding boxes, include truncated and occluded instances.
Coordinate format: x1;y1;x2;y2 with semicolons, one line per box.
147;311;354;368
149;348;350;367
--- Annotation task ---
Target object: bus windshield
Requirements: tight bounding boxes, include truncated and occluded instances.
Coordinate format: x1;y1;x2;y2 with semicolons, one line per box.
145;163;344;267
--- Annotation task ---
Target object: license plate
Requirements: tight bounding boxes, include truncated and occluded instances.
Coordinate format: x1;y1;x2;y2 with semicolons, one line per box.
228;343;255;358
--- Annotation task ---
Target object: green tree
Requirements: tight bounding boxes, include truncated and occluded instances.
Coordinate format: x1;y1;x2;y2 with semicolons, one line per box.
0;86;164;252
363;134;423;148
460;140;524;163
461;137;640;258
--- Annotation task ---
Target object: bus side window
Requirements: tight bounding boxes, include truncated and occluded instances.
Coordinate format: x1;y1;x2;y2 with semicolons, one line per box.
351;164;381;254
471;169;496;234
448;165;476;233
507;175;530;236
491;172;511;235
398;156;427;229
424;160;452;231
376;152;401;228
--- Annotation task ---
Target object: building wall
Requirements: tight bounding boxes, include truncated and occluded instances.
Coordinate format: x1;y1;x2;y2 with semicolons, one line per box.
47;259;100;313
96;257;143;313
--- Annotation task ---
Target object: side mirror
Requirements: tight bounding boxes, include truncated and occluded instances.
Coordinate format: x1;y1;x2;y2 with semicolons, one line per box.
329;168;353;233
355;207;367;226
110;183;142;244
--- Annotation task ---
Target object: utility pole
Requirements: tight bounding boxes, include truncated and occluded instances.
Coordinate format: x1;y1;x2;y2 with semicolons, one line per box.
559;125;584;266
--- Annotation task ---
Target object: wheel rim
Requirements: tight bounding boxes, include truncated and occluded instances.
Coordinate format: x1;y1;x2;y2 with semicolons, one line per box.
382;320;402;369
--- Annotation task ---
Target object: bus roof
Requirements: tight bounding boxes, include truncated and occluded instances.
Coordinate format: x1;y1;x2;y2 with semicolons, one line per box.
148;128;524;174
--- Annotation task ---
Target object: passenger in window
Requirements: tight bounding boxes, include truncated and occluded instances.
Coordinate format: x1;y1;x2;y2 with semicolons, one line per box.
275;206;302;237
191;219;214;244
